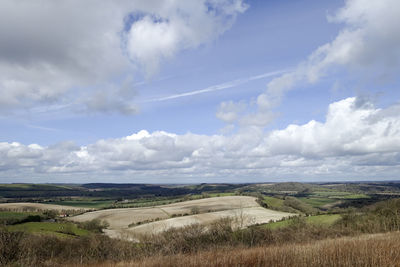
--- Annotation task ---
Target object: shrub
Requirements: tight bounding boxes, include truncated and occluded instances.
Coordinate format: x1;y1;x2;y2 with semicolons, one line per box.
190;206;200;215
80;219;109;233
20;215;42;223
3;198;400;266
0;228;24;265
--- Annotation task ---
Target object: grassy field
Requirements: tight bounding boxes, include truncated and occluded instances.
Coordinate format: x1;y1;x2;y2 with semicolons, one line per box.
258;189;371;212
0;183;77;191
263;196;285;208
311;191;370;199
2;191;400;266
207;192;235;197
0;211;40;219
297;197;338;208
0;184;36;189
6;222;90;237
306;214;341;225
264;214;341;229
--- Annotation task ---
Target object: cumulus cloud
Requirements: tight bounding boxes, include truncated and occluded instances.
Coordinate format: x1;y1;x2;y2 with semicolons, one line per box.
124;1;247;75
0;0;128;112
216;101;247;123
0;0;247;113
2;97;400;182
263;97;400;157
233;0;400;126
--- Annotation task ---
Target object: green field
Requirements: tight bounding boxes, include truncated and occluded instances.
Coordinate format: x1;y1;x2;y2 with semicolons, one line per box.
311;191;370;199
298;197;338;208
0;211;42;225
207;192;235;197
306;214;342;225
0;183;75;190
264;214;342;230
7;222;90;237
263;196;285;208
0;211;40;219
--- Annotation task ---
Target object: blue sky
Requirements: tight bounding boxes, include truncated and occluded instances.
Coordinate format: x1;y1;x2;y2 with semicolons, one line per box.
1;0;400;183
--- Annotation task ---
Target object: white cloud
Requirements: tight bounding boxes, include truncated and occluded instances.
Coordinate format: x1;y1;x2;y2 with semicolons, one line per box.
124;0;247;75
0;0;247;113
1;97;400;182
263;97;400;157
235;0;400;126
125;16;180;76
0;0;128;112
216;101;247;123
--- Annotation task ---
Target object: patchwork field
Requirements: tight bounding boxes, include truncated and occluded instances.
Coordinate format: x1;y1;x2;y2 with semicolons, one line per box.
69;196;295;239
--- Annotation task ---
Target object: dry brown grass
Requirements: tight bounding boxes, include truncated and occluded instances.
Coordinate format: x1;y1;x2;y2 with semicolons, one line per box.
5;198;400;267
94;232;400;267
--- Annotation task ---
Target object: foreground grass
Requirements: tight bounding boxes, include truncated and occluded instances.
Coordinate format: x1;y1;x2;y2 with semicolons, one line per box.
120;232;400;267
3;198;400;266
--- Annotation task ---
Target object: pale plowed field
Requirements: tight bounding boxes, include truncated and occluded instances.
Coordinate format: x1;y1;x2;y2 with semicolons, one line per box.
130;207;294;235
69;196;295;239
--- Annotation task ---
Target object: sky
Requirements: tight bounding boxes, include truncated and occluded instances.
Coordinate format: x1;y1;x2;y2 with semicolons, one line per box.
1;0;400;183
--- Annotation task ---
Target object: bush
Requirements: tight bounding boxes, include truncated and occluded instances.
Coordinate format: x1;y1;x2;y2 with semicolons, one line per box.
190;206;200;214
0;228;24;265
20;215;42;223
80;219;109;233
3;198;400;266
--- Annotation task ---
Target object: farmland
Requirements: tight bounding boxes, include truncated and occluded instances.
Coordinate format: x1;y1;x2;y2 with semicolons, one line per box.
7;222;90;238
129;207;294;235
0;202;89;212
2;181;400;266
69;196;294;238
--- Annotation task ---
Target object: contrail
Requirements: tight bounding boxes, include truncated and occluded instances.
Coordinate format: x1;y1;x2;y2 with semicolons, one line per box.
26;124;60;132
145;69;289;102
